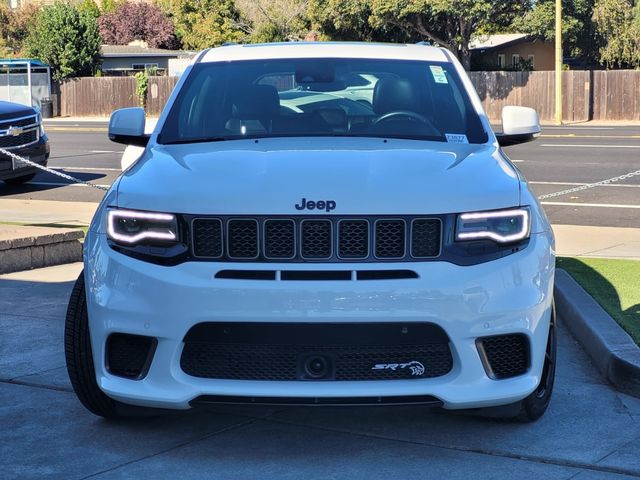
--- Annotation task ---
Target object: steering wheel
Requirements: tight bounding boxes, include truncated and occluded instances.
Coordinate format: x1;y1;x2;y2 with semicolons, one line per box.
372;110;431;126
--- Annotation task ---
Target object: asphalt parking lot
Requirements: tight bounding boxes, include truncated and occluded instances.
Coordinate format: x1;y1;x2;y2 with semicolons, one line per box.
1;263;640;480
1;122;639;228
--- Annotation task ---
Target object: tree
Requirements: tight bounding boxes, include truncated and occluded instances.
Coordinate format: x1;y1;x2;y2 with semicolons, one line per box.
236;0;310;42
77;0;101;19
0;3;41;56
307;0;406;41
515;0;600;66
25;2;102;81
368;0;531;70
592;0;640;68
98;2;177;49
164;0;245;50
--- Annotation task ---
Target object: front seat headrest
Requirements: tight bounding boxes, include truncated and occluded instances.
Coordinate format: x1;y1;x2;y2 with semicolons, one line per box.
372;77;419;115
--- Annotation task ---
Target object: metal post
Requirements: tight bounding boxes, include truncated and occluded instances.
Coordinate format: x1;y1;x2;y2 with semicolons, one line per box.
555;0;562;125
27;60;33;107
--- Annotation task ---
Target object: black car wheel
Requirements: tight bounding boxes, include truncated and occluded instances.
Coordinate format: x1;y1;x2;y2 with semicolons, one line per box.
65;271;158;419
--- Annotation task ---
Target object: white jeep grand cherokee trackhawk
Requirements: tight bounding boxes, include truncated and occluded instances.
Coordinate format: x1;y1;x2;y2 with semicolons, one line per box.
65;42;556;421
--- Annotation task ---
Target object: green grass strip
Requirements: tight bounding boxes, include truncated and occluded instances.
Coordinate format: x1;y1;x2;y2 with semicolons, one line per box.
557;257;640;346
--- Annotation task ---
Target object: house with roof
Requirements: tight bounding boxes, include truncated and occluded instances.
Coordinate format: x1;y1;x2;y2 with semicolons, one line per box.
470;34;554;71
100;41;192;76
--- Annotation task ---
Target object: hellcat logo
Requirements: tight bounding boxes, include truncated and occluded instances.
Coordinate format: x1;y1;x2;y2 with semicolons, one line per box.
294;197;336;212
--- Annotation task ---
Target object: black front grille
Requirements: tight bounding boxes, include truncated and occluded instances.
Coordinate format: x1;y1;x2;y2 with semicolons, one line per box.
477;334;529;379
191;216;442;263
0;115;37;131
106;333;157;379
0;129;37;149
180;322;453;381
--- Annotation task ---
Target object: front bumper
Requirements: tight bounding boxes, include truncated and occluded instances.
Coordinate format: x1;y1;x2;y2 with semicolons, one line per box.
0;136;49;180
84;230;555;410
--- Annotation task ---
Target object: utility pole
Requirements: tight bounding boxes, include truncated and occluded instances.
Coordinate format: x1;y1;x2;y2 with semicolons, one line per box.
555;0;562;125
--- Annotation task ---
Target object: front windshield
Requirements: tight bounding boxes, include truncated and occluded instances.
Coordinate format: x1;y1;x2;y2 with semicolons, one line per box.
158;58;488;145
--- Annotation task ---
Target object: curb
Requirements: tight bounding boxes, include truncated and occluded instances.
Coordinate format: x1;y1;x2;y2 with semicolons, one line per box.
0;228;84;274
555;269;640;398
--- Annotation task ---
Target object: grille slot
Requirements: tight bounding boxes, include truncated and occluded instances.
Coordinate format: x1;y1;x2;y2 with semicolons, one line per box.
338;219;369;259
301;219;332;259
180;322;453;381
375;220;406;258
264;219;295;259
227;219;259;259
477;334;529;379
190;216;442;262
411;218;441;258
192;219;223;258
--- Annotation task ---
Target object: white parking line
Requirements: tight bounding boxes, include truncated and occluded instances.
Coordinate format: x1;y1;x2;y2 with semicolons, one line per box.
541;201;640;209
530;181;640;188
51;166;120;172
542;127;616;130
541;144;640;148
29;181;112;188
90;150;123;154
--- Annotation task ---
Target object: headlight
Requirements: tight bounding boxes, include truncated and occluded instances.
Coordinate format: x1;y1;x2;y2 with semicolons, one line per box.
37;112;45;136
456;207;530;244
107;209;178;245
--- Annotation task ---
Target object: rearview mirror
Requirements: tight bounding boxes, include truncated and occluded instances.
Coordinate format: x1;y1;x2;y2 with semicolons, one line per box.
108;107;149;147
496;106;541;147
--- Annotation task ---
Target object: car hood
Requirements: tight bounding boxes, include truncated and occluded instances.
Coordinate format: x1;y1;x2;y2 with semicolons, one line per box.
0;101;36;121
117;137;520;215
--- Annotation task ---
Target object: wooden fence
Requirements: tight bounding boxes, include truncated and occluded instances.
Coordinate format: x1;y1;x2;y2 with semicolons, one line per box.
59;70;640;122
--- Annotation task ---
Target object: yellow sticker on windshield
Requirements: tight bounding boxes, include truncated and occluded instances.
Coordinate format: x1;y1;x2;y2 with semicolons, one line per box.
430;65;448;84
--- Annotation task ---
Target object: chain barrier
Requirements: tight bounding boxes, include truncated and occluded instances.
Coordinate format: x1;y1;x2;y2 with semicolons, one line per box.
0;146;109;191
537;169;640;200
2;144;639;199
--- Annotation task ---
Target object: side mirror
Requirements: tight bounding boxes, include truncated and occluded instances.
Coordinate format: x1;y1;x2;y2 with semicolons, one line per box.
496;106;541;147
108;107;149;147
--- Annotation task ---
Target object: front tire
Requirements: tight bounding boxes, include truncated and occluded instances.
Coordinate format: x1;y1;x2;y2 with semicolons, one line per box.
3;173;36;185
64;271;127;419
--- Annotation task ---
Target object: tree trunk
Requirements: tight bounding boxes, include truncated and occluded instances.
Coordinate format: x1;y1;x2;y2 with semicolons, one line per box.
458;48;471;70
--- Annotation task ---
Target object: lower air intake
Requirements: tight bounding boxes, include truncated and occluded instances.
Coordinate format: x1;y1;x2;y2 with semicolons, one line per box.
106;333;156;379
477;334;529;379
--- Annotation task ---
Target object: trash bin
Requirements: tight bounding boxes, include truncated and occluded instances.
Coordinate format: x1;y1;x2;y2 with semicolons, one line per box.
40;98;53;118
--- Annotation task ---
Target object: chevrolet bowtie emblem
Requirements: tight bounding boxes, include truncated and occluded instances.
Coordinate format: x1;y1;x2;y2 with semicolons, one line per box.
7;126;24;137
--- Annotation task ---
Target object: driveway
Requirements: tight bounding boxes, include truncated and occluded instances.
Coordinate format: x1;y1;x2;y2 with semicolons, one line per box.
1;263;639;480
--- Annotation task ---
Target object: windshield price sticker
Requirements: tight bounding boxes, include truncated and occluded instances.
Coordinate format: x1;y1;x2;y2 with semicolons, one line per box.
430;65;448;84
445;133;469;144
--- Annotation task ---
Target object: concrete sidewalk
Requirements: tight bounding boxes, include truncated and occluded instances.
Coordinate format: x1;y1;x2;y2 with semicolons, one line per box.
1;198;639;260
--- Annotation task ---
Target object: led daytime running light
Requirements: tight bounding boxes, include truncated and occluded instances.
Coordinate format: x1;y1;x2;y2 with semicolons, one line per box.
457;208;529;243
107;209;176;244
